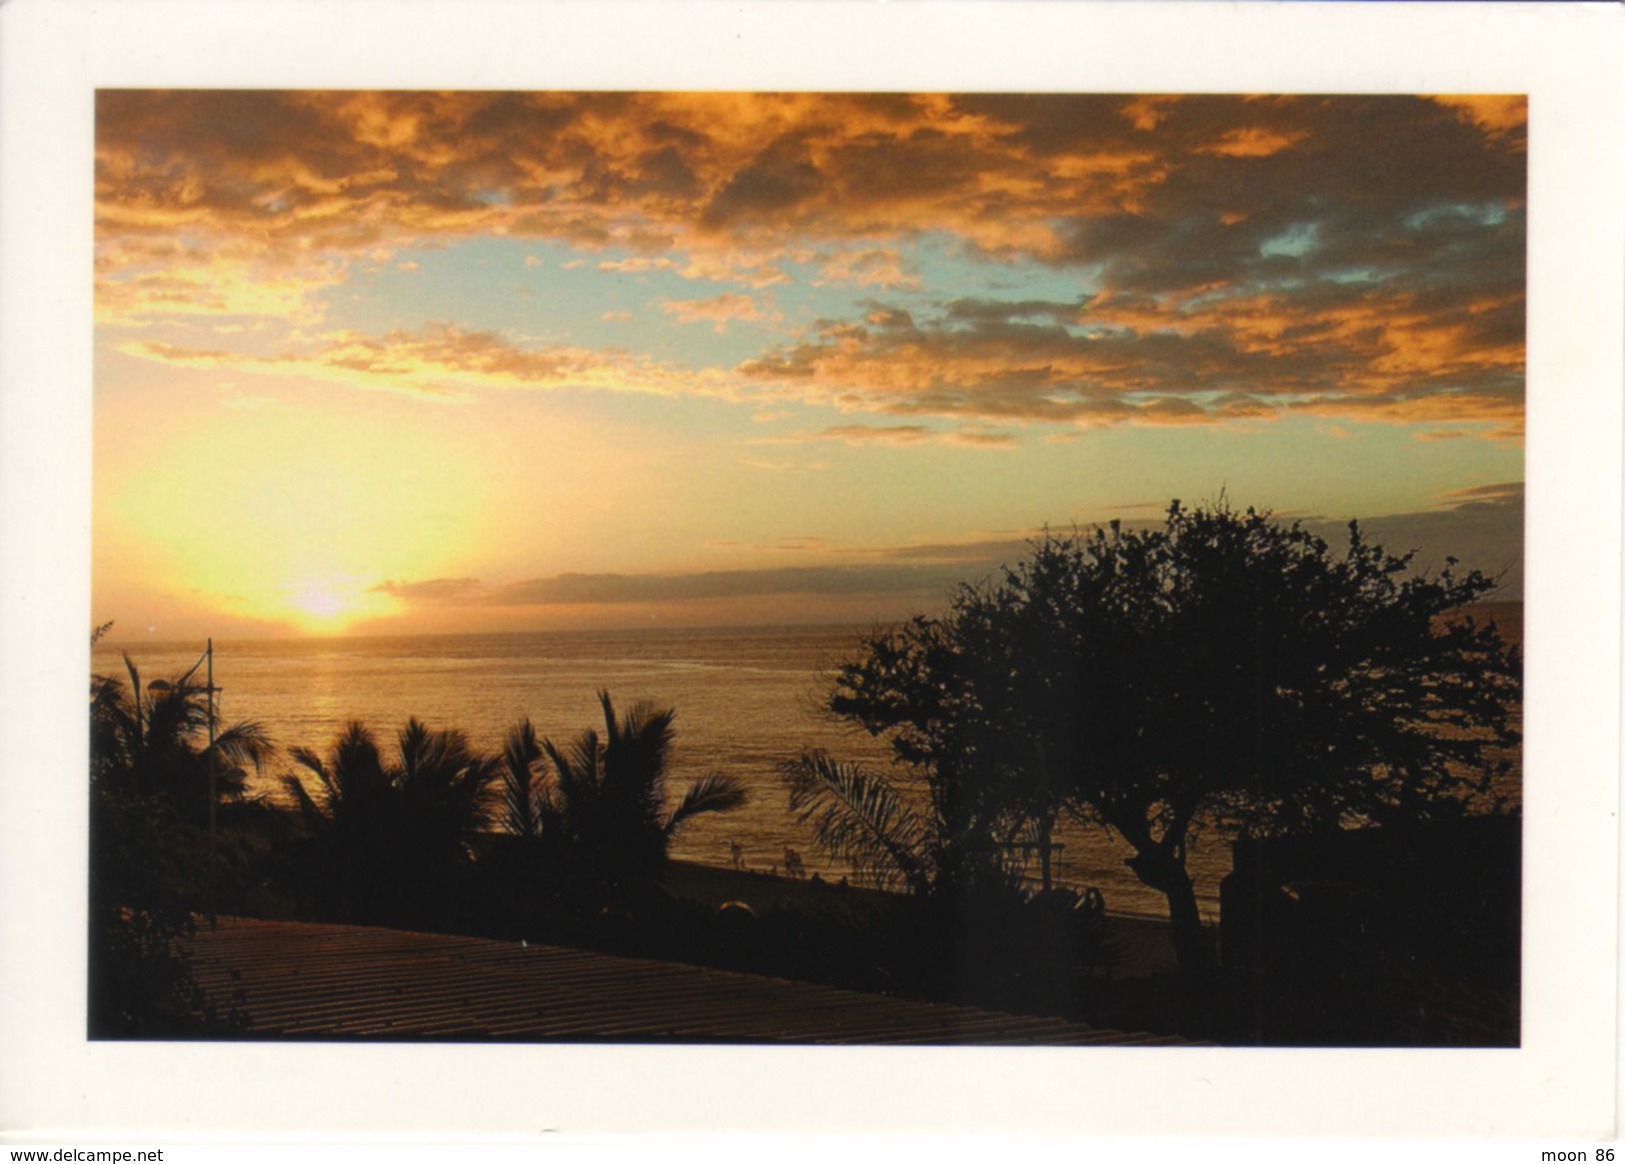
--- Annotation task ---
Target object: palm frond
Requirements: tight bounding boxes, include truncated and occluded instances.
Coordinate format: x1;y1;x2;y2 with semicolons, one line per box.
781;751;933;894
664;773;748;836
504;718;541;774
143;685;207;753
291;722;389;826
280;768;331;830
90;673;133;779
122;655;144;746
598;690;676;824
501;718;546;838
390;719;496;836
284;736;345;831
395;717;436;782
543;729;601;812
209;720;274;774
171;650;205;691
332;722;383;784
439;754;501;842
286;744;328;776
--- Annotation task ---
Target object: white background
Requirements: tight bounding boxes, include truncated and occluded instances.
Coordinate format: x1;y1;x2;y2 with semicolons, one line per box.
1;0;1620;1149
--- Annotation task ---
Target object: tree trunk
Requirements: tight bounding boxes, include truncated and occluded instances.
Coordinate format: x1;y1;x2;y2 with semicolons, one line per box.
1037;814;1054;893
1160;867;1215;982
1126;842;1215;982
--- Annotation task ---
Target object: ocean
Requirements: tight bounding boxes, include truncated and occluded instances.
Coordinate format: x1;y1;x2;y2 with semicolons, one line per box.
91;607;1523;921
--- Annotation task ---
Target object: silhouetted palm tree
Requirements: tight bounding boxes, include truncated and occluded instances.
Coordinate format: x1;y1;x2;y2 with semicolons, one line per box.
780;748;1027;900
92;655;273;826
89;650;272;1034
541;691;747;910
283;719;500;926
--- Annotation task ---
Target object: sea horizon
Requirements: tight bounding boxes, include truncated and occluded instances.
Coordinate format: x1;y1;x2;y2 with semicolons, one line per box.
92;596;1526;651
91;601;1523;921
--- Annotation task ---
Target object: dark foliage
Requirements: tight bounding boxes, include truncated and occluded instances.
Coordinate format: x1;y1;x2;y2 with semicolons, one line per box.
780;751;942;895
89;651;269;1035
88;783;207;1035
280;719;500;929
535;691;747;914
91;656;273;831
1218;815;1521;1045
822;500;1521;980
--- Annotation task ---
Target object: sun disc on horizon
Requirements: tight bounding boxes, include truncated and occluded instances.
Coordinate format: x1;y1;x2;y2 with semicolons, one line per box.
99;398;496;635
285;575;401;634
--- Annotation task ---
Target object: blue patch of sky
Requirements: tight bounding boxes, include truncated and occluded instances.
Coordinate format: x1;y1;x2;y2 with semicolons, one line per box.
323;237;825;366
926;234;1104;310
1324;266;1385;285
1403;201;1509;231
323;237;540;334
321;231;1108;374
322;236;756;366
776;233;1104;331
1260;222;1320;259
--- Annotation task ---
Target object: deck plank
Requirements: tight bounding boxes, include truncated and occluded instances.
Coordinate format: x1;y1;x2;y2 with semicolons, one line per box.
185;918;1196;1046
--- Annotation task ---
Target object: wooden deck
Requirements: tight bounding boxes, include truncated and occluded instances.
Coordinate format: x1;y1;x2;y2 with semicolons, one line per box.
185;918;1193;1045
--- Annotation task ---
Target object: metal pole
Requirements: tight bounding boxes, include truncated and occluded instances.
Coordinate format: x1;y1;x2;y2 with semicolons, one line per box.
206;638;217;930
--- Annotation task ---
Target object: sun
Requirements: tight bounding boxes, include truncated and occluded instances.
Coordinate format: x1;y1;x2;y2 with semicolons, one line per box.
278;573;406;634
99;397;495;637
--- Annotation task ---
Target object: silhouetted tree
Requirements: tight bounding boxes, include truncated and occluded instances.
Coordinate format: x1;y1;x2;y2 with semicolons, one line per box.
780;750;1111;1013
825;500;1521;980
89;649;271;1034
92;654;273;829
283;719;500;927
541;691;747;912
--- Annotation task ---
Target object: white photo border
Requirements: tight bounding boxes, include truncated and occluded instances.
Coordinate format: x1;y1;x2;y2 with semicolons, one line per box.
1;0;1620;1142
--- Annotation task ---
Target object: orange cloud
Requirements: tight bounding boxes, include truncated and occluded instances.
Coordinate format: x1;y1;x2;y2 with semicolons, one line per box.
80;94;1235;291
1292;392;1524;438
1122;96;1178;132
738;276;1523;437
660;293;773;332
771;423;1017;449
1428;95;1528;140
946;428;1019;448
97;92;1525;439
118;324;741;402
599;257;677;274
1197;126;1308;158
97;92;1525;279
809;424;933;445
809;246;921;290
1435;481;1523;506
95;233;345;326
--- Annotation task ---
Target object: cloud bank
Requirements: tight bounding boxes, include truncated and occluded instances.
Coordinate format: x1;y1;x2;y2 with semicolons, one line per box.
373;483;1525;617
98;91;1525;438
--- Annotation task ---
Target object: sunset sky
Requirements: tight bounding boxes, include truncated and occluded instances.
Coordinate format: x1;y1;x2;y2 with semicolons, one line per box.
92;91;1526;639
